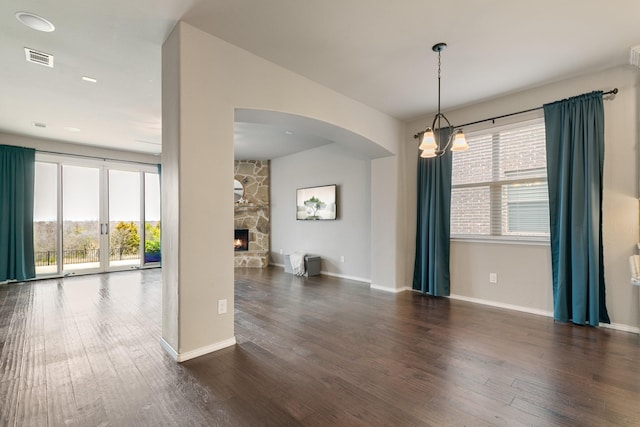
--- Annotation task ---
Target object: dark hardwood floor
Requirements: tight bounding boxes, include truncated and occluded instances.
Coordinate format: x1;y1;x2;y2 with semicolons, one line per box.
1;267;638;426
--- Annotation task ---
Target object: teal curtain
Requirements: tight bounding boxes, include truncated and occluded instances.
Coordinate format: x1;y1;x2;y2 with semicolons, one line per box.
412;128;452;296
544;91;610;326
0;145;36;281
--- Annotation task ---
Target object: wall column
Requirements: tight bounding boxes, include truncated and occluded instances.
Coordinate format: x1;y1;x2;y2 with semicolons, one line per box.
161;23;236;361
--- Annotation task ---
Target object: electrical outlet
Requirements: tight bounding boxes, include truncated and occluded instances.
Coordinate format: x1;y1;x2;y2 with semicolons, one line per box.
489;273;498;284
217;299;227;314
340;255;345;263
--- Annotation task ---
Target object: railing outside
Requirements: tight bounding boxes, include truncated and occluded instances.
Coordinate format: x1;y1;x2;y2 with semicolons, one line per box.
34;247;140;267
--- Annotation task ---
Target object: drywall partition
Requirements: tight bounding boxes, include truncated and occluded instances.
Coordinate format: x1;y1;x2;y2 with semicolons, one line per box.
161;21;404;360
404;65;639;331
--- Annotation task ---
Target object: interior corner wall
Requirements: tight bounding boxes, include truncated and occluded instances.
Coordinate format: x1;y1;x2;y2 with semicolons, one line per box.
370;154;402;291
161;21;404;359
271;144;371;281
404;65;640;331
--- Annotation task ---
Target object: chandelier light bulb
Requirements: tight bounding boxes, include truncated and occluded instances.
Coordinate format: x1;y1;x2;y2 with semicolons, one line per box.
419;128;437;150
420;148;437;158
450;130;469;152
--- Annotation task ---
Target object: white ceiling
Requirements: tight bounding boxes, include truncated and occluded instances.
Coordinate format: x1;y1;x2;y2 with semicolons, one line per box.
1;1;639;159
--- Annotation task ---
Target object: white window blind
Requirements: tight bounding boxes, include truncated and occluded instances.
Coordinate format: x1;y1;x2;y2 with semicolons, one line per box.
450;118;549;239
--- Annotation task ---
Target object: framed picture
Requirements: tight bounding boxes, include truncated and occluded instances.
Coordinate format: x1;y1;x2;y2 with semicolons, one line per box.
296;184;337;220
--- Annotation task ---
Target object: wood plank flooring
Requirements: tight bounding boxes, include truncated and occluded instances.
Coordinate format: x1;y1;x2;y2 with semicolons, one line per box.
0;267;638;426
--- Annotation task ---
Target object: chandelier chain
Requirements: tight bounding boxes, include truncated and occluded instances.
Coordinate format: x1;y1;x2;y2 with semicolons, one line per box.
417;42;469;158
437;50;442;131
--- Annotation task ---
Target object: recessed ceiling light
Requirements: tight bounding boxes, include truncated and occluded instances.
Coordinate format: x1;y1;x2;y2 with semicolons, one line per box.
284;130;293;135
64;127;81;132
82;76;97;83
15;12;55;32
33;122;46;128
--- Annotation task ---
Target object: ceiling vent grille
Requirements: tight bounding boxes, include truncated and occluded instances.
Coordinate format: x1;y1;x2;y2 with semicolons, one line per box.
24;47;54;68
630;45;640;69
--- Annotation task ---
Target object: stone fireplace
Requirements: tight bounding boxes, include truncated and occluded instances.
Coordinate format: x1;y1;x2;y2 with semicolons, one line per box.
234;160;270;268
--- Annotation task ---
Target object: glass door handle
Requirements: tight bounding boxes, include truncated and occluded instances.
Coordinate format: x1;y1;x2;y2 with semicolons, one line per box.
101;224;110;235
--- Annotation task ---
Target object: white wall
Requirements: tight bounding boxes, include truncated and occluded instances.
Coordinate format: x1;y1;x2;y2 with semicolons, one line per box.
404;65;640;331
271;144;371;281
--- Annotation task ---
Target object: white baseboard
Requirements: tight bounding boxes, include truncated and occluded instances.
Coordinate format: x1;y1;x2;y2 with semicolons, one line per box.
600;322;640;334
161;337;237;362
269;263;370;284
160;338;179;360
320;270;370;283
449;294;554;318
370;284;411;293
449;294;639;334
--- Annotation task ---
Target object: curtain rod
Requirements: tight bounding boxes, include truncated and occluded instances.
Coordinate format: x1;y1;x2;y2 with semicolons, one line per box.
413;88;618;139
37;149;160;167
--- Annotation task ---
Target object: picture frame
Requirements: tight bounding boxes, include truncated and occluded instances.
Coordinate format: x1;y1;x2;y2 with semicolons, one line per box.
296;184;337;220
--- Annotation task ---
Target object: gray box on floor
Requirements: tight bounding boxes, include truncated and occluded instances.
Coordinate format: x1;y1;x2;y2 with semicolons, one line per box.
284;255;321;277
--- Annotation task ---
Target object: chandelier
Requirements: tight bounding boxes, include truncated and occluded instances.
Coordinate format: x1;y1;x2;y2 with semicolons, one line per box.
418;43;468;158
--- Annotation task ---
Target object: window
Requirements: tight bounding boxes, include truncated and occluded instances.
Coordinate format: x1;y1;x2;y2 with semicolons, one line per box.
450;119;549;239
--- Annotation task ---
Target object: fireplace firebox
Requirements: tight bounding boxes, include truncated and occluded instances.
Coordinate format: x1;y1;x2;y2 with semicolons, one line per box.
234;229;249;251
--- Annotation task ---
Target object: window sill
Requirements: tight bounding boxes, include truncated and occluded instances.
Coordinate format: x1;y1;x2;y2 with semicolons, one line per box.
451;236;550;246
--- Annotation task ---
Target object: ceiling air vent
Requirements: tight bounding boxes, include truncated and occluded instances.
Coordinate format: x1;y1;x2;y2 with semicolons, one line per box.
24;47;54;68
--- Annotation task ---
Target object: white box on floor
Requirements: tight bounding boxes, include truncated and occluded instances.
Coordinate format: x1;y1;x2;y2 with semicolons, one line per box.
284;254;321;277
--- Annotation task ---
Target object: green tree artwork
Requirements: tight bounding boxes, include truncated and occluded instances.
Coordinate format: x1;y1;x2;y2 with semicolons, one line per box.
304;196;325;220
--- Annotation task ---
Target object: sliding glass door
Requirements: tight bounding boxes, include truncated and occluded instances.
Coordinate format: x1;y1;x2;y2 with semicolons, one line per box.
33;162;59;275
62;165;102;273
108;169;141;269
33;154;160;276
